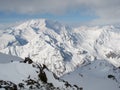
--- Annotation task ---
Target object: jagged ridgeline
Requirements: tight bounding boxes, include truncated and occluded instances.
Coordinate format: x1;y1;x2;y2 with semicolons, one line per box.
0;57;82;90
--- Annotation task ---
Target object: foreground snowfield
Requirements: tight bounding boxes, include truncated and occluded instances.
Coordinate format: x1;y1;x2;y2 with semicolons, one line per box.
0;53;120;90
0;52;22;63
0;19;120;89
0;53;80;90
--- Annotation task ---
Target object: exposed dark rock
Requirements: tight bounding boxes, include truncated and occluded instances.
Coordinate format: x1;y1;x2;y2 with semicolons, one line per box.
38;71;47;83
79;73;83;77
42;64;48;71
47;83;54;87
53;73;59;80
18;83;24;89
74;85;82;90
36;64;48;83
0;80;18;90
108;75;115;80
64;81;71;88
24;78;41;89
20;57;33;64
25;79;38;85
24;57;33;64
118;67;120;69
80;87;83;90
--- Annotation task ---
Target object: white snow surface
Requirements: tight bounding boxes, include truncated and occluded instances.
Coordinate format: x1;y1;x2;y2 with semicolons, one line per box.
61;59;120;90
0;52;22;63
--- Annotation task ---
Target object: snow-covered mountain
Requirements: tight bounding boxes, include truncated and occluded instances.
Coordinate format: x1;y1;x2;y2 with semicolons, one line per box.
0;19;120;89
0;19;84;76
0;19;120;76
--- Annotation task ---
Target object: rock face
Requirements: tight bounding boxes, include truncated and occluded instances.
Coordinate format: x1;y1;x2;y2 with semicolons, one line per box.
23;57;33;64
0;80;17;90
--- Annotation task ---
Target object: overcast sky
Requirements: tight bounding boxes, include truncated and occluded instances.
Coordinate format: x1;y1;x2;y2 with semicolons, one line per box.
0;0;120;26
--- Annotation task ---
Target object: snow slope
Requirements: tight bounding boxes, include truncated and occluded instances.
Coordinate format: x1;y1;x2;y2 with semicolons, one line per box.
61;59;120;90
0;53;79;90
0;52;22;63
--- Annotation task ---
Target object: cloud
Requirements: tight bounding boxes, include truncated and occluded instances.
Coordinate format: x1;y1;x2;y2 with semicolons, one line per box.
0;0;79;14
88;0;120;25
0;0;120;25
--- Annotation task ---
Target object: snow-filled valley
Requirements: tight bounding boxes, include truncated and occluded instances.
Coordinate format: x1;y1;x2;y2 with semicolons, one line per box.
0;19;120;90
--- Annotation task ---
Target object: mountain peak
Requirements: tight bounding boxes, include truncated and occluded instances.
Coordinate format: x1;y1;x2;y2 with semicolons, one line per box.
15;19;61;29
15;19;47;29
11;18;68;35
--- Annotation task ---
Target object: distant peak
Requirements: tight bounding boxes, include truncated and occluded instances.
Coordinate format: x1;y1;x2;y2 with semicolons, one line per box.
14;18;63;30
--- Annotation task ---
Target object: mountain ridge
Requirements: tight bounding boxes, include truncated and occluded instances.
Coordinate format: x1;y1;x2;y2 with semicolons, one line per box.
0;19;120;76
